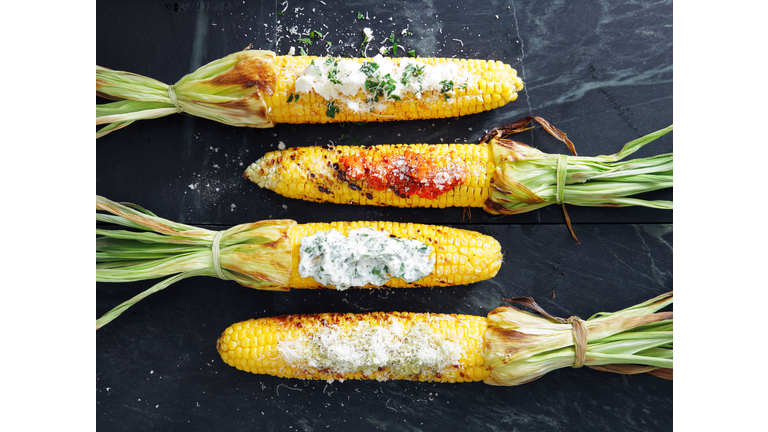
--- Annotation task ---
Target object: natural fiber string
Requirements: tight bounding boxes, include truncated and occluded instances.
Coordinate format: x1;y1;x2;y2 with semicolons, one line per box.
567;316;587;368
212;231;228;280
555;154;568;204
167;85;182;113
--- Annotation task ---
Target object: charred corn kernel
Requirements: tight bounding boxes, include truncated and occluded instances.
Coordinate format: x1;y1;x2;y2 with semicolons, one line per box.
289;221;502;289
245;143;495;208
217;312;491;383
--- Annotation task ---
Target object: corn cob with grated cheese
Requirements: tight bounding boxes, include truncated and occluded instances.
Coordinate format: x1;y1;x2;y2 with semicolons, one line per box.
244;117;674;218
97;50;524;138
217;292;673;385
96;196;502;328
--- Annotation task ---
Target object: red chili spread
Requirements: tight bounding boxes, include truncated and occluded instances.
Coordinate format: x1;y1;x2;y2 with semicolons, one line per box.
339;148;467;199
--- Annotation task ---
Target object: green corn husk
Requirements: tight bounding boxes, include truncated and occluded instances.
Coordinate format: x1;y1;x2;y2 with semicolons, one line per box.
483;291;673;386
96;195;295;329
97;49;276;138
483;117;672;216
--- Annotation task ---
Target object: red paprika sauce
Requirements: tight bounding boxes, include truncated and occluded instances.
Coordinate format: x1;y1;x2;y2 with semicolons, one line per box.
339;148;468;199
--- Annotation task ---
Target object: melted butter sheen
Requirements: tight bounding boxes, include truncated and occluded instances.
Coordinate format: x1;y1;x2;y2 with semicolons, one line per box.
298;227;435;290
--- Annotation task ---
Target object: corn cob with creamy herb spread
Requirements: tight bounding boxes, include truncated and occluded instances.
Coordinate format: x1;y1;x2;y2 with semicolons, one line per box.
217;292;673;386
96;196;502;328
97;50;524;137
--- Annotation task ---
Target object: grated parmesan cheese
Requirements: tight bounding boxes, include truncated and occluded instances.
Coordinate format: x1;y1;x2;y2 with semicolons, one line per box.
278;319;462;379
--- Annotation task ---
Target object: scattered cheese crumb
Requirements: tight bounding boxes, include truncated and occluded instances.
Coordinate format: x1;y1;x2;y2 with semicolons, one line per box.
288;46;296;55
278;141;286;150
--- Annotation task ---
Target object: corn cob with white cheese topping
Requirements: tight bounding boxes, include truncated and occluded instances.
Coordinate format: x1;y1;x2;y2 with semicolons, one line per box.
97;50;524;137
217;292;673;386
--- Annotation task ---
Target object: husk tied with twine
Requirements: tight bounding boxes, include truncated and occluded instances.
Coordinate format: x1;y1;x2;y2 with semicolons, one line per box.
481;117;672;241
483;291;672;386
96;48;276;138
96;195;295;329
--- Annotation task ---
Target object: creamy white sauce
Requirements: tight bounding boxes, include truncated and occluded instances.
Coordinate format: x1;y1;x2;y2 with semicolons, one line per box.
298;227;435;290
293;54;473;114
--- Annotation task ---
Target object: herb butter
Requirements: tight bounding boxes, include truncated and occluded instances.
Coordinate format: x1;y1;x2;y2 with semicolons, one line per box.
298;227;435;290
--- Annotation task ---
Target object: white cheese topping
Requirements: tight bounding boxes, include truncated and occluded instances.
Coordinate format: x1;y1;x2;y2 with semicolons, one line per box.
298;227;435;290
293;55;473;114
278;319;462;379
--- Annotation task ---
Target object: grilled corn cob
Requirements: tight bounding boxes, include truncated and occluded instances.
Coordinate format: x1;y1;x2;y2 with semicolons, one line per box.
217;292;674;385
96;50;524;138
96;196;502;328
245;117;674;217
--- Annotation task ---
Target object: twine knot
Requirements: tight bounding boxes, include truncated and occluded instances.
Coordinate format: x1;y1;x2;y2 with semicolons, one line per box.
167;85;182;113
567;316;587;368
555;154;568;205
212;231;228;280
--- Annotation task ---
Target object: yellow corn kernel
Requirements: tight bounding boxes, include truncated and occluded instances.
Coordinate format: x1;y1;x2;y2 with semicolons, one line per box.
217;312;491;382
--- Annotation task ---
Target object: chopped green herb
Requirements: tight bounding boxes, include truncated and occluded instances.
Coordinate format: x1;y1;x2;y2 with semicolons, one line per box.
299;47;308;56
326;101;340;118
298;37;312;45
328;69;341;85
439;80;455;93
327;41;332;46
389;33;395;43
278;11;285;16
393;41;398;55
400;63;425;86
444;94;451;101
357;12;365;19
340;134;347;141
287;93;295;103
309;30;323;39
371;268;383;277
360;61;379;77
407;49;416;57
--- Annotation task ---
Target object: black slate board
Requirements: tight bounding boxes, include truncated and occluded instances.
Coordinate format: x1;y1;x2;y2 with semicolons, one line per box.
96;1;673;430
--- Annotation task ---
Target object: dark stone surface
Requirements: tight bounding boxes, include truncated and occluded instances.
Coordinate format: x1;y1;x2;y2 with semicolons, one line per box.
97;1;673;430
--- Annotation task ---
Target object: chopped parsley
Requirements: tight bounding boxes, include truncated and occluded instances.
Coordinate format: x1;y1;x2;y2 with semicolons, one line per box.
439;80;454;93
365;73;400;102
299;47;308;56
401;64;425;86
407;49;416;57
360;61;380;78
298;37;312;45
326;101;340;118
277;11;285;16
357;11;365;19
287;93;300;103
